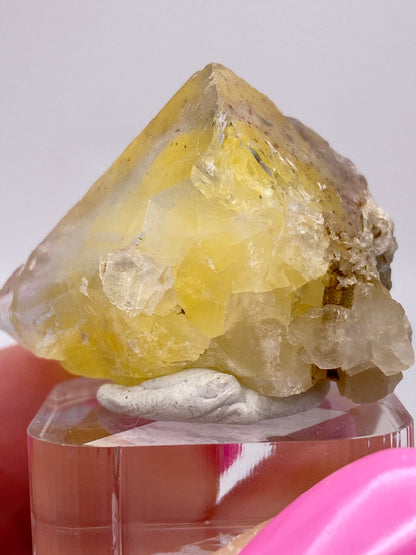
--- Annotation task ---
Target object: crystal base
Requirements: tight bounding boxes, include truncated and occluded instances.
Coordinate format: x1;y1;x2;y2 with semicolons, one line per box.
28;378;414;554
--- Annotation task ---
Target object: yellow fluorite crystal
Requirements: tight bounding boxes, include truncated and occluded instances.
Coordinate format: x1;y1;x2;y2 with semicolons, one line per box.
0;63;413;400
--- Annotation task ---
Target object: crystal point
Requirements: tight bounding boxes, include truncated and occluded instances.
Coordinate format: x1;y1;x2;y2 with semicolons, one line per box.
0;63;413;400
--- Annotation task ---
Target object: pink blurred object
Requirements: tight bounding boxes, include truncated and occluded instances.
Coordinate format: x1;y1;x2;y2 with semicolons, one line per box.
241;448;416;555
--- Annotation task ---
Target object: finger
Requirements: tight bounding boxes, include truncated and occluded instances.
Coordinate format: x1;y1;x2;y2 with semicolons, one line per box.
212;520;270;554
0;345;72;553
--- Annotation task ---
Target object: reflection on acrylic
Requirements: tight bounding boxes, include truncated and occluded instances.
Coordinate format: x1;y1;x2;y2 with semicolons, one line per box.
28;378;413;554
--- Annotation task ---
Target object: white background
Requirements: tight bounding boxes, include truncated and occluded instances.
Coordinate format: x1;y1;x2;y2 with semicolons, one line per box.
1;1;415;419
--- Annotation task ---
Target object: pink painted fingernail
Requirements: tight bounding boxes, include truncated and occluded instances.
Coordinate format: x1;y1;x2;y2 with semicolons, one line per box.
241;448;416;555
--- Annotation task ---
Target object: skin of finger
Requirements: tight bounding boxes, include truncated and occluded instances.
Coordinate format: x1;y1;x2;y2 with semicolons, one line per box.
211;520;271;555
0;346;221;554
0;345;72;553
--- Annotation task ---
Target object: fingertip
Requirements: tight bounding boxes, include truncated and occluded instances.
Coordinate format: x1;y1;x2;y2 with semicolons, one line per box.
0;345;73;540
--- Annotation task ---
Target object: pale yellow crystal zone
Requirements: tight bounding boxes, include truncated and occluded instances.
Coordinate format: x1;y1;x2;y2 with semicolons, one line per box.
1;63;413;398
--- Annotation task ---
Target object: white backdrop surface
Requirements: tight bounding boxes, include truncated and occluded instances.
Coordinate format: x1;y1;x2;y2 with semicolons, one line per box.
0;1;415;418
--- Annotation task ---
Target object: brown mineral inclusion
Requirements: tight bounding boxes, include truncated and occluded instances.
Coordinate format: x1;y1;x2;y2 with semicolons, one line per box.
0;63;413;401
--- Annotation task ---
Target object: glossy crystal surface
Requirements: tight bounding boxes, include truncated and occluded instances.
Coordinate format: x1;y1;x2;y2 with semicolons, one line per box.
1;64;413;400
28;377;413;554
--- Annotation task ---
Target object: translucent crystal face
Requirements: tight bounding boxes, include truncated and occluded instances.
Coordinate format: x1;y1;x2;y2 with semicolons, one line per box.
0;63;413;400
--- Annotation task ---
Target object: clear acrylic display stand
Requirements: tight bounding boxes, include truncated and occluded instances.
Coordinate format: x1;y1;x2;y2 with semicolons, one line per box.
28;377;414;554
